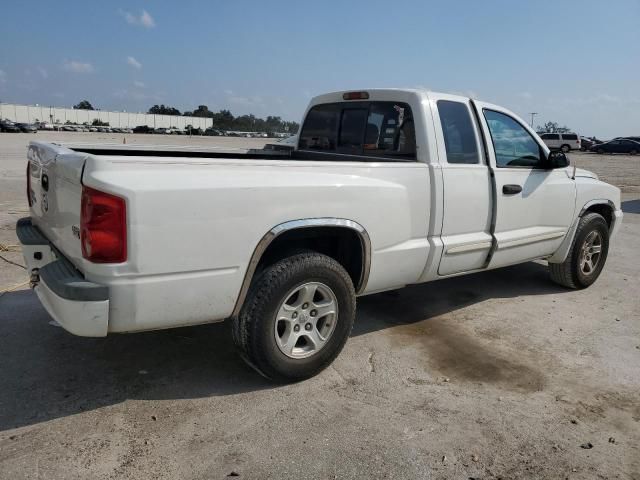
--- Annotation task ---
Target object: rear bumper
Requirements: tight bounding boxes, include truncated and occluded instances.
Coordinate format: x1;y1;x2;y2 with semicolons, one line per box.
16;217;109;337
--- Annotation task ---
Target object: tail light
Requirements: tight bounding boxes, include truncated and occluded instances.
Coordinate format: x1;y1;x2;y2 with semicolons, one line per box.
342;91;370;100
81;186;127;263
26;161;32;207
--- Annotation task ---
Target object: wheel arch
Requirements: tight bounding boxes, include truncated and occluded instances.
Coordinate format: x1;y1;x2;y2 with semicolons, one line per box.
579;199;615;231
231;218;371;318
548;199;616;264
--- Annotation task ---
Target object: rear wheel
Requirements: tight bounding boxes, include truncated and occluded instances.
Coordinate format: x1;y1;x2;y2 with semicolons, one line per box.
630;149;638;155
232;252;356;382
597;148;605;154
561;144;571;153
549;212;609;289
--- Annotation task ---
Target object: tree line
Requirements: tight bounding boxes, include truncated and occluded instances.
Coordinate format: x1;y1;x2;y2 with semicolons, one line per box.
149;104;298;133
73;100;299;133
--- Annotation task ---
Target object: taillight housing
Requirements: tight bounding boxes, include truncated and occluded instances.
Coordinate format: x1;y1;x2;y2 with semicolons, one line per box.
342;91;370;100
26;161;33;207
81;186;127;263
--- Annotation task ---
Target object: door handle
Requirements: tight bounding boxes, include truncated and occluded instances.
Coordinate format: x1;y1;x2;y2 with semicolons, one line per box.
502;184;522;195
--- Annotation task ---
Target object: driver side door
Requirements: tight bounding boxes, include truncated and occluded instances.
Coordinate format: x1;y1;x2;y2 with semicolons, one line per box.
476;105;577;268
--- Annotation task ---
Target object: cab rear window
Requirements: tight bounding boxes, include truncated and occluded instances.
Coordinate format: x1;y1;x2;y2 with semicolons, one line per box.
299;102;416;160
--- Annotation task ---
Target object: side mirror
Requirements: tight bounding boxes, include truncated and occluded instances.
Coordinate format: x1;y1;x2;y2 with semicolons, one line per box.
548;150;569;169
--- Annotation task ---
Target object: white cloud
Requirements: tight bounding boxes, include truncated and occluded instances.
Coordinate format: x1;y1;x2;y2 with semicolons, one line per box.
225;90;265;108
127;56;142;69
63;60;94;74
113;88;160;102
119;9;156;28
0;69;6;83
133;81;145;88
140;10;155;28
517;92;532;100
37;67;48;79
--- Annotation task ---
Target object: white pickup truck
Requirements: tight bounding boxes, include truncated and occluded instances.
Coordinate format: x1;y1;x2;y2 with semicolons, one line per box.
18;89;622;381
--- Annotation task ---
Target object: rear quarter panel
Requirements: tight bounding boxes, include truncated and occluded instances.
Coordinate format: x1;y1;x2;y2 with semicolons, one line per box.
81;157;431;332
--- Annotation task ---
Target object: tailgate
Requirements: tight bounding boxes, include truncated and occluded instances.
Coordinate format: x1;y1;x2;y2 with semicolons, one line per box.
27;141;87;267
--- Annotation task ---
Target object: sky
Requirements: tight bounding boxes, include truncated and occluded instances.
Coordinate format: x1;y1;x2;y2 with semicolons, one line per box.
0;0;638;137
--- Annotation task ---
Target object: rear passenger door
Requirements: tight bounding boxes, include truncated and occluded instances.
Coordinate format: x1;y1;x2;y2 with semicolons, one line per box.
431;93;493;275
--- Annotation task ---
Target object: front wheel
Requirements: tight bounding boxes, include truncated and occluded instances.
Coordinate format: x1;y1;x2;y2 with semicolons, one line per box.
232;252;356;382
549;212;609;289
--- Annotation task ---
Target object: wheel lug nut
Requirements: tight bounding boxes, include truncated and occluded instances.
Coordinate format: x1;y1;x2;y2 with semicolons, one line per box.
305;323;312;331
310;309;317;317
293;324;300;332
292;312;298;319
302;303;309;309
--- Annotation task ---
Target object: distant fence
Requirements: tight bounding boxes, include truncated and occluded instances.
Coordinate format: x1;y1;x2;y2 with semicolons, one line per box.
0;103;213;130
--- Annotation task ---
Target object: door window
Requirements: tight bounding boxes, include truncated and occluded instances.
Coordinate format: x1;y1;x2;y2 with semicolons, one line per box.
541;133;560;140
437;100;480;164
483;110;544;168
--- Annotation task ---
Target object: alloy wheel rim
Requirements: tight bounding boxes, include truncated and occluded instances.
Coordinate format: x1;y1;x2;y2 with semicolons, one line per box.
579;230;603;276
274;282;338;359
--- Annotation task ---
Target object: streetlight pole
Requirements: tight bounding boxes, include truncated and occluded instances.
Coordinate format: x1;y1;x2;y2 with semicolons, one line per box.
529;112;538;129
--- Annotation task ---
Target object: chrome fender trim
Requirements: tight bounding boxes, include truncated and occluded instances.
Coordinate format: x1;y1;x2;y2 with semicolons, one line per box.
231;218;372;318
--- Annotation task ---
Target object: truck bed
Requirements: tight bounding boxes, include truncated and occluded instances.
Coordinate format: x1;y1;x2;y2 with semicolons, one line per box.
58;142;293;159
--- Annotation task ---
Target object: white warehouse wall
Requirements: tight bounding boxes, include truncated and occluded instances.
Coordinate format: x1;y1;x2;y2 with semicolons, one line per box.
0;103;213;130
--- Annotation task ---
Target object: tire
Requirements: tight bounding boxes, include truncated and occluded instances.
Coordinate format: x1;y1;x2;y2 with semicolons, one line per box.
549;212;609;289
561;144;571;153
630;149;637;155
597;148;605;155
232;252;356;382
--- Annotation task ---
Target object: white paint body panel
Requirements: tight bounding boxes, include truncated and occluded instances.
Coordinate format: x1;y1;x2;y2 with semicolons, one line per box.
22;89;622;336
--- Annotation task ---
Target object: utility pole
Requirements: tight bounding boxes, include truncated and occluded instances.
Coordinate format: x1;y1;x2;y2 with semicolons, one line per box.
529;112;538;129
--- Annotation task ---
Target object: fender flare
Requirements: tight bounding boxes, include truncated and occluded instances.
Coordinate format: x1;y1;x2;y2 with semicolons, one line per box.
231;218;372;318
548;199;616;264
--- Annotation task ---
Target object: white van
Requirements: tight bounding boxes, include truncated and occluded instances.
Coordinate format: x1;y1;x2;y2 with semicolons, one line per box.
539;133;581;152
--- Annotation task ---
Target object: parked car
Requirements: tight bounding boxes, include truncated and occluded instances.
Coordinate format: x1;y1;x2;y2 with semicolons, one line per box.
18;88;622;382
154;127;168;134
204;128;222;136
580;136;597;151
132;125;152;134
37;122;54;131
538;132;581;152
16;123;38;133
0;119;21;132
590;138;640;155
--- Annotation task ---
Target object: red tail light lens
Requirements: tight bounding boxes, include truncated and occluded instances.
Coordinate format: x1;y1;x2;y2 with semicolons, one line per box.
342;91;370;100
26;161;33;207
81;186;127;263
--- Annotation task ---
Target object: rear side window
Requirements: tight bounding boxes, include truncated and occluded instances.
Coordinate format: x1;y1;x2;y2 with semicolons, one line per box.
299;102;416;160
562;134;578;140
541;133;560;140
437;100;479;164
